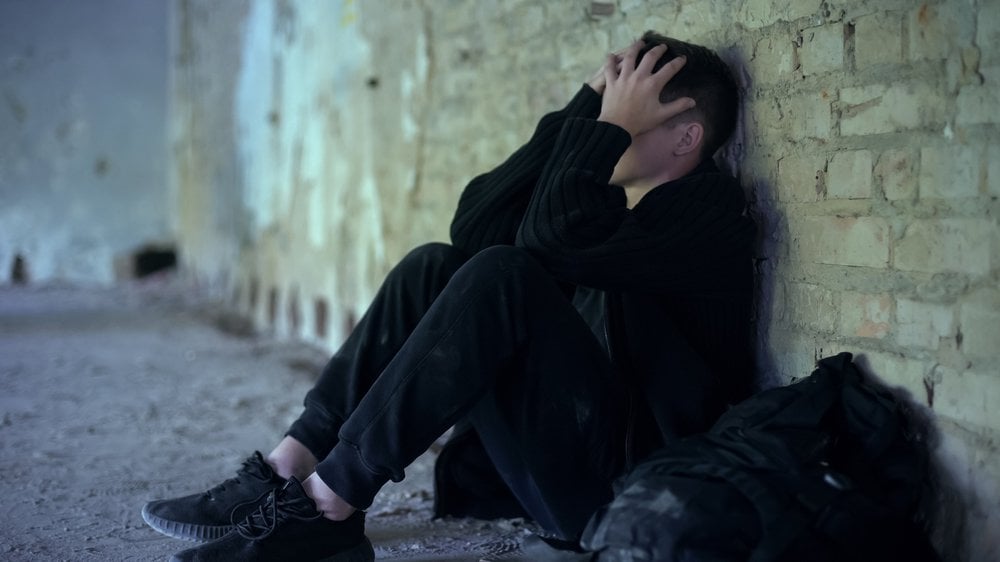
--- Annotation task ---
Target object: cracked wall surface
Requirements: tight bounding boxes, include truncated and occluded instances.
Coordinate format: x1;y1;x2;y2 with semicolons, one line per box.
169;1;999;559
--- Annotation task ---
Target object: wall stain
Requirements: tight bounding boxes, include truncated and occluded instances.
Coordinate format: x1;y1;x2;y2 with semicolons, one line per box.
288;285;301;334
11;254;29;285
94;156;111;177
274;0;298;44
249;276;259;313
917;3;931;27
268;286;278;327
3;90;26;123
314;297;328;339
407;1;435;208
342;309;357;336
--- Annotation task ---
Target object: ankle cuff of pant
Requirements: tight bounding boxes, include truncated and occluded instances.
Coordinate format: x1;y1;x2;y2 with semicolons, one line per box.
286;406;340;462
315;441;390;511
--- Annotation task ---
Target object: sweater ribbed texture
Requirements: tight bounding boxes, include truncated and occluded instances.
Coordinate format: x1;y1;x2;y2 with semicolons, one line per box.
449;86;603;255
451;84;756;418
515;117;754;294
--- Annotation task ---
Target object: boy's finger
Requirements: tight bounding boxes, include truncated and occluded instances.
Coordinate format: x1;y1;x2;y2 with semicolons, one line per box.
659;97;697;121
652;54;687;88
606;53;621;71
619;40;643;75
602;53;619;82
636;44;668;75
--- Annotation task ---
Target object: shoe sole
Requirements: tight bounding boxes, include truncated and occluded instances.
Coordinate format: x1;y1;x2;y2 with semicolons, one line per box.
141;502;232;543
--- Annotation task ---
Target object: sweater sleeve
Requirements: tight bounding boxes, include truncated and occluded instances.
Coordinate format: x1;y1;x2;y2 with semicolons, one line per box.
449;85;602;255
515;117;755;294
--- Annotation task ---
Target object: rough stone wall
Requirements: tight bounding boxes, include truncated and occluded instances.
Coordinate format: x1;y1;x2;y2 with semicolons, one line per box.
170;0;999;559
0;0;170;285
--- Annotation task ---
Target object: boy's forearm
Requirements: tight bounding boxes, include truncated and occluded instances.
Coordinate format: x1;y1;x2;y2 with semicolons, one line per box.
449;85;602;253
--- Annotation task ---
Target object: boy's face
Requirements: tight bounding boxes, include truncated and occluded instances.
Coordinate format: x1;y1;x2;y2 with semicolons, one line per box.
610;120;692;187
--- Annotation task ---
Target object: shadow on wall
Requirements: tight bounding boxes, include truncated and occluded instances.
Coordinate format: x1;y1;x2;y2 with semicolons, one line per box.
854;355;969;562
715;45;781;391
718;44;962;562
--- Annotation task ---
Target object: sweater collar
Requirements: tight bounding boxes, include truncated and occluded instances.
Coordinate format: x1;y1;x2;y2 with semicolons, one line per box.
685;157;720;178
641;157;746;214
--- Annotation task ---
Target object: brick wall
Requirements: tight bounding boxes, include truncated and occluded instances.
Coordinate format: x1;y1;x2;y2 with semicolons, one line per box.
732;2;999;557
170;0;999;558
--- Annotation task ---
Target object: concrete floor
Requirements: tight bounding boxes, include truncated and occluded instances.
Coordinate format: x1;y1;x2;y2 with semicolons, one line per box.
0;281;529;561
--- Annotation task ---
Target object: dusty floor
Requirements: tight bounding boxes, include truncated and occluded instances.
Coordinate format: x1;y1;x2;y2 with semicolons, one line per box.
0;281;534;561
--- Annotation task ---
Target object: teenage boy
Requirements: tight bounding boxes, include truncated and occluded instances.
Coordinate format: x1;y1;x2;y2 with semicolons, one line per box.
144;32;756;562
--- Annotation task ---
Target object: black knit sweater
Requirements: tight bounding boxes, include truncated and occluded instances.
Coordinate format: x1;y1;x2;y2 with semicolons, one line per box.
450;85;756;453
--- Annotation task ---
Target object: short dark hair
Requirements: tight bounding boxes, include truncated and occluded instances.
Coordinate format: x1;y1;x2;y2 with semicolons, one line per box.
637;31;739;159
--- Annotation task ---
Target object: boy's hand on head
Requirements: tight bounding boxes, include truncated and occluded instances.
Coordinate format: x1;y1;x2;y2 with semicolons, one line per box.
586;64;608;95
597;40;695;137
586;52;623;95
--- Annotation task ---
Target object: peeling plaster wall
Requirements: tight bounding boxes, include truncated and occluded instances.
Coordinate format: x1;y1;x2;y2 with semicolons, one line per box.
0;0;170;285
168;0;250;294
171;1;999;559
171;0;432;344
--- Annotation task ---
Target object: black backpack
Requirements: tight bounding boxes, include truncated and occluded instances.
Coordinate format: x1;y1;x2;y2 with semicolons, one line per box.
581;352;939;562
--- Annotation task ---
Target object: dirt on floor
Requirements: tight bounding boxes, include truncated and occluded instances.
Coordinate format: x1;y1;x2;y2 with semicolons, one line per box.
0;279;535;561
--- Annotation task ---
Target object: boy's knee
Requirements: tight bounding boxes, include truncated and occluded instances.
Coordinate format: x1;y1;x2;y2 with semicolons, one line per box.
462;245;546;280
397;243;468;275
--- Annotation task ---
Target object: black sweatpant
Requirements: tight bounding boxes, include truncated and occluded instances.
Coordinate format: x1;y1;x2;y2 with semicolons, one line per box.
286;244;626;539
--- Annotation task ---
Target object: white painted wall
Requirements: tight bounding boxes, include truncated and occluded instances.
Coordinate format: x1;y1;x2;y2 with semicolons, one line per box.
0;0;169;285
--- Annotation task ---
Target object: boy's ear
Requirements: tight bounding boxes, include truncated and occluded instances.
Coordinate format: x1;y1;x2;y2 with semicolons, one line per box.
674;122;704;157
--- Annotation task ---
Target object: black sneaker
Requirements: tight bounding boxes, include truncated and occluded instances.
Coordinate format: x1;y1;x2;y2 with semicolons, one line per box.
169;477;375;562
142;451;286;542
